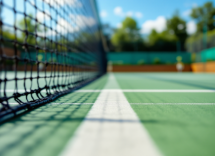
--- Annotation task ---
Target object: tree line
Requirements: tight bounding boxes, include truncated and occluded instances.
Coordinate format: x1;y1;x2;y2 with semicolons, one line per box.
102;1;215;53
1;1;215;53
0;12;101;53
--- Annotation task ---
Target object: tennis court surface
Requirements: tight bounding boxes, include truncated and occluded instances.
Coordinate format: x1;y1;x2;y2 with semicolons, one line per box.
0;72;215;156
1;0;215;155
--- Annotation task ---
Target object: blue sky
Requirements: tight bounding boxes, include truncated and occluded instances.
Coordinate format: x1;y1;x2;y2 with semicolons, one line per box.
97;0;212;34
1;0;212;36
1;0;99;36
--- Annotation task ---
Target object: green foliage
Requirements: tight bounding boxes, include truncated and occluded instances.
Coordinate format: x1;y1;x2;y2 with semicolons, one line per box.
147;29;178;51
147;13;187;51
112;61;124;65
0;13;43;48
0;29;15;40
206;58;215;62
111;17;146;52
186;2;215;53
49;58;57;63
190;2;215;33
111;13;190;52
186;29;215;53
109;2;215;52
18;14;42;44
153;58;162;64
137;60;145;65
121;17;138;30
167;13;188;49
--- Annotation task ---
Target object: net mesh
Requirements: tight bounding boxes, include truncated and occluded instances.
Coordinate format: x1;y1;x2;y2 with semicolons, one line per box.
0;0;106;119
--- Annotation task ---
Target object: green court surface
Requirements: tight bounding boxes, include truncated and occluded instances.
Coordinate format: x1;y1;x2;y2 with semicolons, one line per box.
1;73;215;156
115;73;215;156
131;104;215;156
0;76;107;156
115;73;215;89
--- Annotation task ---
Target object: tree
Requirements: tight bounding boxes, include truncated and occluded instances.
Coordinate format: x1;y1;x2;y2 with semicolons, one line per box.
146;12;188;52
121;17;138;30
190;2;215;33
111;17;145;52
18;14;42;45
167;13;188;50
147;29;178;51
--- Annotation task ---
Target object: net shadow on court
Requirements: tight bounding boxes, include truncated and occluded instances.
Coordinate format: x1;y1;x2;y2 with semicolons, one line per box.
0;74;108;156
0;91;99;156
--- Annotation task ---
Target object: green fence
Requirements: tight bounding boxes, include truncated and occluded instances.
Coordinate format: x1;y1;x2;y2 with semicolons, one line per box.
107;52;192;65
20;52;97;65
200;47;215;62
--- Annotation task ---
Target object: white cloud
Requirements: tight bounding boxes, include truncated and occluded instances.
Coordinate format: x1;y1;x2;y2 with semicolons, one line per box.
36;10;50;22
56;18;75;34
141;16;167;34
41;14;96;36
38;18;74;37
117;23;122;28
135;12;143;18
114;7;134;17
114;7;123;16
43;0;82;7
186;21;197;34
70;14;96;28
183;9;191;17
126;11;133;17
100;11;108;18
114;7;143;19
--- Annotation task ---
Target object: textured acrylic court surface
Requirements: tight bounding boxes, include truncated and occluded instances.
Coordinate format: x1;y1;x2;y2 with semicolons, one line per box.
115;73;215;156
0;73;215;156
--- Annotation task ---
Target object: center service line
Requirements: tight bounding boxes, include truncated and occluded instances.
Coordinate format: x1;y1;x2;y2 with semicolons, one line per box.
60;74;162;156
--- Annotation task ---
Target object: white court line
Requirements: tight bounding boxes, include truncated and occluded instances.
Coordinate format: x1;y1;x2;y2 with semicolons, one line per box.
76;89;215;92
60;74;162;156
3;89;215;93
130;103;215;105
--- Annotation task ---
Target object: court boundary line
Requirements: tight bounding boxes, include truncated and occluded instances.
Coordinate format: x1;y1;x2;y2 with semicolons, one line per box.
130;103;215;105
60;74;162;156
77;89;215;92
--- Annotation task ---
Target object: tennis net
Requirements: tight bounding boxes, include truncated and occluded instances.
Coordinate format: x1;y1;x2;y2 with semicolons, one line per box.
0;0;106;120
